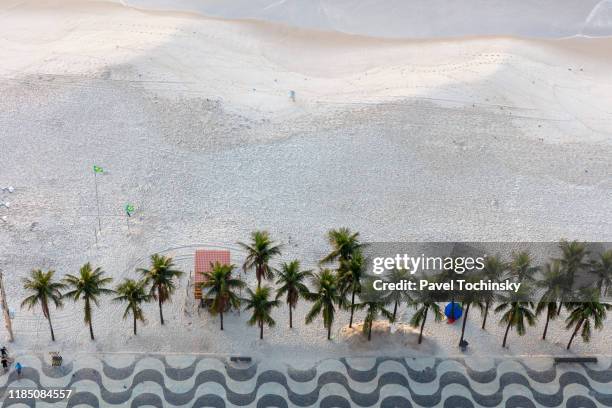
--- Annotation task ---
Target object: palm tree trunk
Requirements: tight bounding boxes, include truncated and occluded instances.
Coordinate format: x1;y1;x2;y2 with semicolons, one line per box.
556;302;563;317
47;315;56;342
542;310;551;340
289;304;293;329
481;301;490;330
220;311;224;331
133;314;137;335
85;298;94;340
567;319;583;350
43;303;55;341
349;289;356;328
502;319;512;348
260;320;264;340
158;295;165;325
459;303;470;345
418;308;428;344
257;266;262;289
367;321;372;341
327;323;332;340
393;300;398;322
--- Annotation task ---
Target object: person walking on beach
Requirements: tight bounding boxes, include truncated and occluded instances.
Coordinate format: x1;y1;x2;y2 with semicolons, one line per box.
1;357;8;373
0;346;7;358
15;362;22;378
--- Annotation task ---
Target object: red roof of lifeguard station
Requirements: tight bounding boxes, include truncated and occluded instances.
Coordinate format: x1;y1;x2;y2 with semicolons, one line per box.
194;249;231;299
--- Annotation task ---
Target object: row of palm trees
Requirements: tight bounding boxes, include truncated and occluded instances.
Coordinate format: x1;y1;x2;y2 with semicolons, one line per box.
365;240;611;350
20;229;611;351
21;255;183;340
231;230;611;349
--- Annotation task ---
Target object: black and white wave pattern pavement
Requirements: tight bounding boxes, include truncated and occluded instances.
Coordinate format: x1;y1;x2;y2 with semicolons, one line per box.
0;354;610;407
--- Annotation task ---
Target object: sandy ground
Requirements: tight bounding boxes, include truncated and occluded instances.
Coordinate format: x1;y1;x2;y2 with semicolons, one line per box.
0;1;611;365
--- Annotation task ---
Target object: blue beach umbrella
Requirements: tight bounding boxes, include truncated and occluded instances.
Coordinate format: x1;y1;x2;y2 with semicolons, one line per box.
445;302;463;321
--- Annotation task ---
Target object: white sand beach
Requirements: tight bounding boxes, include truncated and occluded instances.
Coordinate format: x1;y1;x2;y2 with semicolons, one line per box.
0;0;611;364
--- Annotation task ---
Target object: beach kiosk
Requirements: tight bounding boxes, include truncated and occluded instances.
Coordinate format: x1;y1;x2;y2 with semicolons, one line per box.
194;249;231;306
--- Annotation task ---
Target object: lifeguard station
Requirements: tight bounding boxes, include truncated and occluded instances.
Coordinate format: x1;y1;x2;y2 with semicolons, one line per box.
194;249;231;307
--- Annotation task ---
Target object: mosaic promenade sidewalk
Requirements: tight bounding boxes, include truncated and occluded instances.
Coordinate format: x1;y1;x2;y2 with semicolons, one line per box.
0;353;610;407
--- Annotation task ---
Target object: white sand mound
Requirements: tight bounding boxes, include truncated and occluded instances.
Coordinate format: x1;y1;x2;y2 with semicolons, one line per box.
340;321;437;354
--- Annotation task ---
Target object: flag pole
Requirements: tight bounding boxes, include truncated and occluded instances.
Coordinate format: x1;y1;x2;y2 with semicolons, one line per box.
92;165;105;232
94;169;101;232
125;204;134;234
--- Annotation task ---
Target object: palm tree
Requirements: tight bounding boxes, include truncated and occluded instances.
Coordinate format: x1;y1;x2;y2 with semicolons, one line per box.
114;279;151;335
320;228;361;265
590;250;612;298
457;275;484;347
509;251;538;282
201;262;244;330
495;286;536;348
304;269;341;340
21;269;65;341
275;260;312;328
243;286;279;339
556;240;591;316
409;289;443;344
238;230;282;288
535;261;565;340
480;255;507;330
382;268;412;321
138;254;184;325
557;240;590;287
63;263;114;340
355;283;394;341
338;250;365;328
565;290;611;350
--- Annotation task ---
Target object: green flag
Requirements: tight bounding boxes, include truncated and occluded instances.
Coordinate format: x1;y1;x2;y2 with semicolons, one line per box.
125;203;135;216
93;165;104;174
